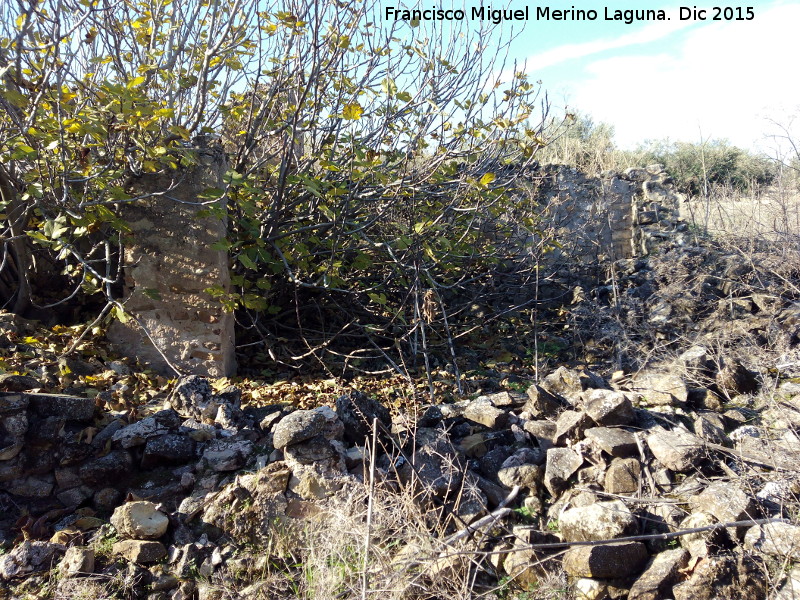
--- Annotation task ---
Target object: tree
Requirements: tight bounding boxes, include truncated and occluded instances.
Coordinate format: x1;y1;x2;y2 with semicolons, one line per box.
0;0;549;384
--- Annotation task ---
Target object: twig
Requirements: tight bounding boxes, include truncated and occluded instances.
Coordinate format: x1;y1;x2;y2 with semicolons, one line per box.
442;485;520;546
513;517;786;550
361;417;378;600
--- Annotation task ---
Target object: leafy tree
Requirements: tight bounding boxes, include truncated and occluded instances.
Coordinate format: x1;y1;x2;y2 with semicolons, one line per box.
638;138;775;197
0;0;549;382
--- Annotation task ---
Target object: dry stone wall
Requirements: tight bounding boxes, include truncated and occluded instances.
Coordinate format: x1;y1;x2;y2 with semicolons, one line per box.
107;142;235;377
531;163;685;265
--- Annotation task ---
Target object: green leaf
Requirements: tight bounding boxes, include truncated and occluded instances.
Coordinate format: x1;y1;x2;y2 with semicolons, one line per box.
238;253;258;270
142;288;161;300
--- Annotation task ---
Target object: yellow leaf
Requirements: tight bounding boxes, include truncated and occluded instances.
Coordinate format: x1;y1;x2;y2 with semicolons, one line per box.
342;102;363;120
479;173;495;186
127;76;146;89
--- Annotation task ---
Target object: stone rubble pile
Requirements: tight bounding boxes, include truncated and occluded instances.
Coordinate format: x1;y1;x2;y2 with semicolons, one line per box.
2;361;800;599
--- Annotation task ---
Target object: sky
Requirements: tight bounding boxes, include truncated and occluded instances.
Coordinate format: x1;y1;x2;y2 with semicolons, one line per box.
499;0;800;152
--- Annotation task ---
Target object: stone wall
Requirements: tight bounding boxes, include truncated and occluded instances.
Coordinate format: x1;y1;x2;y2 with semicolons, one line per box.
531;163;685;264
107;142;235;377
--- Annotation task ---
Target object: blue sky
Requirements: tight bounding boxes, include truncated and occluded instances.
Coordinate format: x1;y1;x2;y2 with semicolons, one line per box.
498;0;800;151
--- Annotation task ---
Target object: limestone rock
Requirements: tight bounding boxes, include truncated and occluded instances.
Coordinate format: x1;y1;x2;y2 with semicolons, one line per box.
744;521;800;559
672;553;765;600
202;439;254;472
111;409;181;448
629;548;690;600
646;428;704;472
631;372;688;405
201;462;290;545
110;501;169;540
524;384;568;418
78;449;133;485
554;410;593;446
585;427;639;458
604;457;641;494
28;393;95;421
112;539;167;564
463;398;510;429
584;389;635;426
689;481;758;537
272;409;327;450
58;546;95;577
335;390;391;445
141;433;196;468
558;500;638;542
0;541;65;580
544;448;583;497
562;541;649;578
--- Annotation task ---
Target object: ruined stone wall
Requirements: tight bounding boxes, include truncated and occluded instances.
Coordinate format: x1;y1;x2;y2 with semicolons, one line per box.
530;163;685;265
107;142;235;377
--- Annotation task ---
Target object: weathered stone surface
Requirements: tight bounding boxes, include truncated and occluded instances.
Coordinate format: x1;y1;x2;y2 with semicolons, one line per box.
646;428;704;472
335;390;391;445
112;539;167;564
584;389;635;426
463;398;510;429
0;541;65;580
28;393;95;421
716;360;759;396
604;457;641;494
283;435;337;465
694;414;730;445
112;409;181;448
0;393;29;414
562;541;649;578
524;384;568;418
544;448;583;497
629;548;690;600
585;427;639;458
744;521;800;558
542;366;587;400
0;374;40;392
679;512;727;558
554;410;593;446
774;566;800;600
272;409;327;450
631;372;688;405
672;553;765;600
558;500;638;542
688;481;758;536
399;438;464;499
81;450;135;489
111;501;169;540
106;148;235;377
6;474;54;497
498;460;542;493
141;433;196;469
58;546;95;577
203;439;254;472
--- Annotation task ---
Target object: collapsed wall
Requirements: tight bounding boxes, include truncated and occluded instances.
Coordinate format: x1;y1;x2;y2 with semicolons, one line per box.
531;163;686;264
106;141;235;378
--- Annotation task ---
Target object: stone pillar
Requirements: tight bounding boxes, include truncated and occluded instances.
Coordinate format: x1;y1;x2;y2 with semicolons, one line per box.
107;144;235;377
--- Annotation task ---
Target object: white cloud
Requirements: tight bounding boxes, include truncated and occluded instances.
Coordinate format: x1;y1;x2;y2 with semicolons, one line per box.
548;2;800;150
525;12;693;71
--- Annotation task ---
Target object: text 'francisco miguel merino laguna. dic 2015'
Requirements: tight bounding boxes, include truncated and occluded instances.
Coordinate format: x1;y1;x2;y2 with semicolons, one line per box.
384;6;673;25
